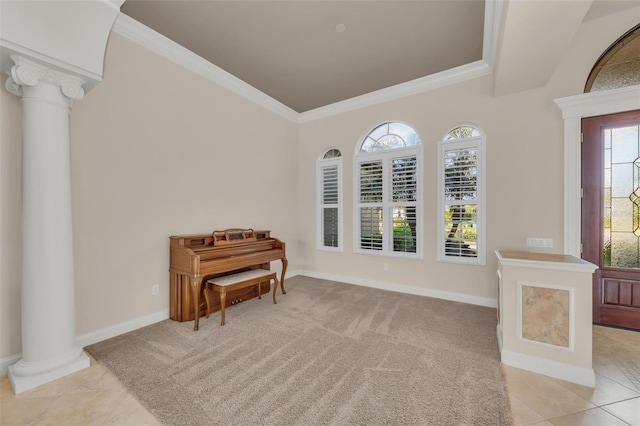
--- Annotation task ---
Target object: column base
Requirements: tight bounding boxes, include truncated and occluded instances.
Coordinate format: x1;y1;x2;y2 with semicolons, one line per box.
8;350;90;394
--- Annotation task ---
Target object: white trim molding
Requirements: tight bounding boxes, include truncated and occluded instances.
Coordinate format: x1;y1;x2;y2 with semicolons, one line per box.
553;85;640;257
501;348;596;387
3;270;490;377
297;269;497;308
75;309;169;349
111;13;299;122
1;309;170;377
299;61;492;123
0;354;22;377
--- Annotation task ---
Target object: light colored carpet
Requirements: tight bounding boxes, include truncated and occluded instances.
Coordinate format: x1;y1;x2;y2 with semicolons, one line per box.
86;276;513;425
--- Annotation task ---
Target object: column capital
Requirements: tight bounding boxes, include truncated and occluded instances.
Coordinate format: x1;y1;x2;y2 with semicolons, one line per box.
5;55;86;105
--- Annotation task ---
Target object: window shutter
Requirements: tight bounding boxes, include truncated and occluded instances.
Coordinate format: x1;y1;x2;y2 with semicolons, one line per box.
355;147;422;257
438;135;485;264
358;160;383;250
359;160;383;203
322;165;339;204
321;164;339;248
317;157;342;251
444;149;477;201
392;156;417;202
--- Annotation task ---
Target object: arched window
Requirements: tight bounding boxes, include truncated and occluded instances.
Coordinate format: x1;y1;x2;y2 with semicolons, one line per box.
316;148;342;251
585;24;640;93
438;124;486;265
354;122;422;257
360;122;421;152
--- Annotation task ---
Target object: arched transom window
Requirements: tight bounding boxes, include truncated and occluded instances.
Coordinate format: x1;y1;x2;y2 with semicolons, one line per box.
360;122;421;153
585;24;640;93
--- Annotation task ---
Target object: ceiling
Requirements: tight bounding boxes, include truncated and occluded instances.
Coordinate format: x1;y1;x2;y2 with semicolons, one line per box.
120;0;485;113
120;0;640;114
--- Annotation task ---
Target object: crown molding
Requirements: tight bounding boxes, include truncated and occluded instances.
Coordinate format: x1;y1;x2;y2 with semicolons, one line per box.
482;0;504;71
298;60;492;123
112;0;502;124
111;13;300;122
298;0;501;122
554;85;640;119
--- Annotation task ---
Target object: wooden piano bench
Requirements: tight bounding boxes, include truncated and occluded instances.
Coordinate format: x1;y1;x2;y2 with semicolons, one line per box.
204;269;279;326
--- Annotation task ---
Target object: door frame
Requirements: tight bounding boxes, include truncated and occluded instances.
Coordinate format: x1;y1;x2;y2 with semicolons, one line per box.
581;111;640;328
554;85;640;257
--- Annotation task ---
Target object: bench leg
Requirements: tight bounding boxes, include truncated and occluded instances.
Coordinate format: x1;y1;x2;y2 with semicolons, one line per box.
204;286;211;319
258;281;261;299
219;291;226;326
272;277;278;304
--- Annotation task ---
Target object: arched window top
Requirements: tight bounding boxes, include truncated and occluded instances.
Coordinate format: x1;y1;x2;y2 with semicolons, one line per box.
360;122;421;153
585;24;640;93
443;124;483;141
322;148;342;159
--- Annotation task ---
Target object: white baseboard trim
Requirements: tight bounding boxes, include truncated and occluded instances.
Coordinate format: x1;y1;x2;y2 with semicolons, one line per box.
2;272;493;377
1;309;169;377
294;269;497;308
76;309;170;349
0;354;22;377
501;348;595;387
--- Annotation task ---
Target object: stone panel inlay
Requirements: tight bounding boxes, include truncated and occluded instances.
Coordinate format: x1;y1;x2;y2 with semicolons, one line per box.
521;284;570;348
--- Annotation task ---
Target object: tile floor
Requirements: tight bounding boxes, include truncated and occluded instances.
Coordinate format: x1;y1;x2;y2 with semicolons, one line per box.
0;325;638;425
506;325;640;426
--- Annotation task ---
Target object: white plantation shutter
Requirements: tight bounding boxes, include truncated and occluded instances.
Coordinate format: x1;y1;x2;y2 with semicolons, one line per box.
316;156;342;250
355;146;422;257
359;160;383;203
438;129;485;265
391;156;418;253
444;148;477;201
358;159;383;250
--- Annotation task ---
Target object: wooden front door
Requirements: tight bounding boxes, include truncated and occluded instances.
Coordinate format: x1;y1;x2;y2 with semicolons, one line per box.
582;110;640;330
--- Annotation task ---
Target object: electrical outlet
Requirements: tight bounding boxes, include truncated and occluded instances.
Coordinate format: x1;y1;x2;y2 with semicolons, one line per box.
383;263;389;271
152;284;160;295
526;238;553;248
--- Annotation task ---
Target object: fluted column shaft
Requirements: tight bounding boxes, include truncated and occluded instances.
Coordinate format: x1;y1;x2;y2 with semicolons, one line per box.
6;56;89;394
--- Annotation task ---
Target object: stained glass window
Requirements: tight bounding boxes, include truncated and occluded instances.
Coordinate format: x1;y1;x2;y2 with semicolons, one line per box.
603;125;640;268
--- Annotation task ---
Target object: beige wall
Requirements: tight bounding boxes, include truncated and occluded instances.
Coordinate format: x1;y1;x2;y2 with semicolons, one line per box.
0;33;298;358
1;7;638;361
297;76;564;302
295;6;639;305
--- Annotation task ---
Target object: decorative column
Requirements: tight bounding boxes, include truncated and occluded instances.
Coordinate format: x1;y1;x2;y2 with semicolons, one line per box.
6;55;89;394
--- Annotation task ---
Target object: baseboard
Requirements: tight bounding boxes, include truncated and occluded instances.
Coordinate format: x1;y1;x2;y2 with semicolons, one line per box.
76;309;170;349
1;309;170;377
0;354;22;377
2;271;493;377
295;269;497;308
501;348;596;387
